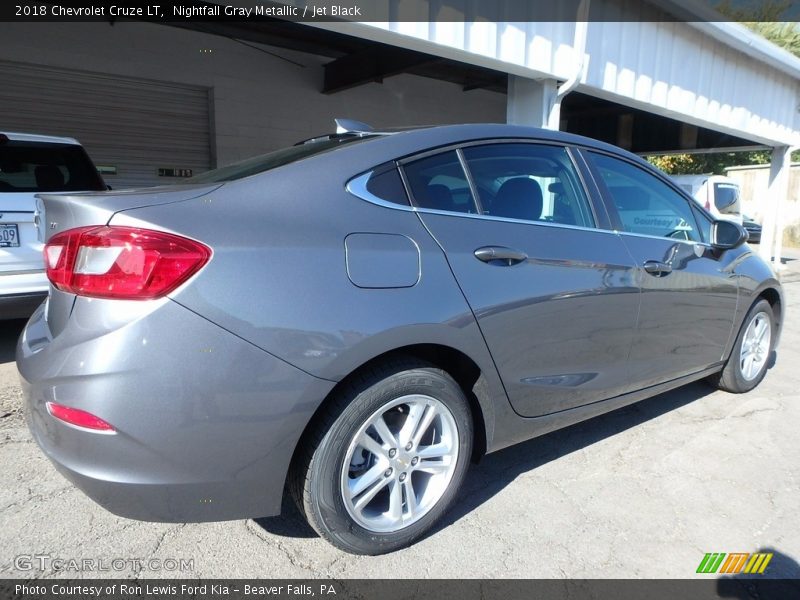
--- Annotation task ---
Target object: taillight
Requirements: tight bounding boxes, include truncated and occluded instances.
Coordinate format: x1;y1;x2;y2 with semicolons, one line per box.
44;226;211;300
705;200;711;211
46;402;115;433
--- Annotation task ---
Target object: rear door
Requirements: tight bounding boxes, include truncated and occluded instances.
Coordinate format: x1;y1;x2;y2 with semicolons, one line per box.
582;150;739;389
405;142;641;418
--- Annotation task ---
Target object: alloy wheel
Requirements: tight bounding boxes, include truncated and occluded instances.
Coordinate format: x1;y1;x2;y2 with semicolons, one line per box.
340;394;459;533
739;312;771;381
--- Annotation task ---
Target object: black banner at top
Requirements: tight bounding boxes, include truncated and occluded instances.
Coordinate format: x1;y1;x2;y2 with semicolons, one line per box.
2;0;799;23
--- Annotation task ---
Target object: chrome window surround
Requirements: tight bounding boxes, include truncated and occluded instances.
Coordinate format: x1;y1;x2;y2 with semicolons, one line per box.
345;139;714;247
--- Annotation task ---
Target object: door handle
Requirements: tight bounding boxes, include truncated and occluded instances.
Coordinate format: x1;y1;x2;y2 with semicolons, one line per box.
474;246;528;266
643;260;673;276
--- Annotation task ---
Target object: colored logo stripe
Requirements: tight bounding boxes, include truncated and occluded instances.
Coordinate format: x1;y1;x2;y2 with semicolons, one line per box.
719;553;750;574
744;553;773;574
697;553;726;573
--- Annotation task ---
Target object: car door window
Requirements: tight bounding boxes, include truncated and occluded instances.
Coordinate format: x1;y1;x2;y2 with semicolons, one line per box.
460;143;594;227
588;152;702;242
402;151;477;214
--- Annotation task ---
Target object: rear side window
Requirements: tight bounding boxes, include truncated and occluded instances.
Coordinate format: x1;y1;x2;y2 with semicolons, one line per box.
365;166;409;206
462;143;594;227
402;151;477;214
0;142;105;192
587;152;702;242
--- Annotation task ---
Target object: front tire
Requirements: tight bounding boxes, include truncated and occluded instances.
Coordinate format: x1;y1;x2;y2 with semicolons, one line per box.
290;358;473;555
709;299;775;393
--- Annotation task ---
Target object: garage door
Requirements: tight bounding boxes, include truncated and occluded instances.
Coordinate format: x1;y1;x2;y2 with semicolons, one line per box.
0;61;212;189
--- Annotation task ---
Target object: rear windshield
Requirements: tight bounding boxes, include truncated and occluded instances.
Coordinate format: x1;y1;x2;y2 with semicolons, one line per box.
0;141;106;192
188;135;375;184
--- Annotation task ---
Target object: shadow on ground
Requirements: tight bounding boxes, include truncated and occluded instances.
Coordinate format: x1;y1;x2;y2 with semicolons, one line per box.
256;380;716;541
717;548;800;597
0;319;25;365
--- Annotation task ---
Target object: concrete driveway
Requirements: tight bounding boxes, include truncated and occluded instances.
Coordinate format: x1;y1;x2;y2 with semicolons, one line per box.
2;264;799;579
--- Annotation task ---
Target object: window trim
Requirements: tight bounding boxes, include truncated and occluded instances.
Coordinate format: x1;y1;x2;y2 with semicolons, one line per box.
578;147;713;247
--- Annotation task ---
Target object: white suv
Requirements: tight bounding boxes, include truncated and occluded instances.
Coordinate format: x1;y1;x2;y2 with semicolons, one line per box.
670;174;743;225
1;132;106;319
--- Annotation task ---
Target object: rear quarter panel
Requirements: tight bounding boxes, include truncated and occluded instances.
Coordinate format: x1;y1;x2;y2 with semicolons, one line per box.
110;152;515;451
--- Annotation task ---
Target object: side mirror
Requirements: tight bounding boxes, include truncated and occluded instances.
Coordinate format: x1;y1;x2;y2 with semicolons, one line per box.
711;219;748;250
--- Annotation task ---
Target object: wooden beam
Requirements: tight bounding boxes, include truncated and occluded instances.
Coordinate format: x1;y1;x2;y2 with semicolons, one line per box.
323;47;435;94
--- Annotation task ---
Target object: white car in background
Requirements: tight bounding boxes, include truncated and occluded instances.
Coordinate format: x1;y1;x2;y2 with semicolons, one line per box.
0;132;106;319
670;174;743;225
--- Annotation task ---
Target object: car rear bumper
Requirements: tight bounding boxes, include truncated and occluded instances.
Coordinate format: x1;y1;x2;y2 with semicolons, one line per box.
17;299;336;522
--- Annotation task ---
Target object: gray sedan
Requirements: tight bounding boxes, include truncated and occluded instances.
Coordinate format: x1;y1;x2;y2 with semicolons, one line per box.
17;122;782;555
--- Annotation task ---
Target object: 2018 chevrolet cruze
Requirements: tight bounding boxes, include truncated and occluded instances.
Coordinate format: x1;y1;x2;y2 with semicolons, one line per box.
18;122;782;555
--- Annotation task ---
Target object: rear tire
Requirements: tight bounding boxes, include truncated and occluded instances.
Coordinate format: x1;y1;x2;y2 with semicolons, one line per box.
709;299;775;393
289;358;473;555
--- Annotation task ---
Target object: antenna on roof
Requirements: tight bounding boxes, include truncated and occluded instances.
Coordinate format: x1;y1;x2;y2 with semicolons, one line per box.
334;118;374;135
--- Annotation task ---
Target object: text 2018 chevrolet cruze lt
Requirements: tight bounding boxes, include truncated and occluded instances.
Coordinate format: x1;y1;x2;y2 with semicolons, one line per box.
18;123;782;554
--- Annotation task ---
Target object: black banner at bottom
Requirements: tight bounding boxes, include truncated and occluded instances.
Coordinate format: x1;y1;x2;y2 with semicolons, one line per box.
2;579;800;600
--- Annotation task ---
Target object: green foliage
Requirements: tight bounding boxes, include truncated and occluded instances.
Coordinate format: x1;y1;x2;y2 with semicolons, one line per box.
716;0;800;58
646;151;772;175
716;0;795;22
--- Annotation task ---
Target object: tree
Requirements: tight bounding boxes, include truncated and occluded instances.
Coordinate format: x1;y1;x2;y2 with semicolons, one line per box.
647;151;771;175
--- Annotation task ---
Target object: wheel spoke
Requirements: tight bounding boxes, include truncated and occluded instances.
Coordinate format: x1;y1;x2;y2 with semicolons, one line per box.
416;461;450;475
417;441;450;460
398;402;425;446
754;319;766;341
353;473;391;512
349;463;386;498
743;354;755;379
410;404;438;448
387;479;403;522
357;432;386;458
403;478;418;519
372;415;398;448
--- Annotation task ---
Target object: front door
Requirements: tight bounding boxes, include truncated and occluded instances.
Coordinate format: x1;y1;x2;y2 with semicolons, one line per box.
583;150;739;389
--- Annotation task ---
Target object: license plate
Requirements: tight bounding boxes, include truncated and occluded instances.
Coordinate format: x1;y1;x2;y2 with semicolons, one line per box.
0;224;20;247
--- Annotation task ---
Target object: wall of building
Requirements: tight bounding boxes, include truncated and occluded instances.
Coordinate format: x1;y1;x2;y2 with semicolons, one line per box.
330;12;800;146
1;21;506;167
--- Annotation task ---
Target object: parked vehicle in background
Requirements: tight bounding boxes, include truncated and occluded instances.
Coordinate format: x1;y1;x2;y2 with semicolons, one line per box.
18;122;782;555
0;132;106;319
670;174;743;225
743;214;762;244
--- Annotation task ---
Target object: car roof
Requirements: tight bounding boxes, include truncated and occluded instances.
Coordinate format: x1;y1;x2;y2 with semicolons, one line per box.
0;131;81;145
309;123;654;176
377;123;646;159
